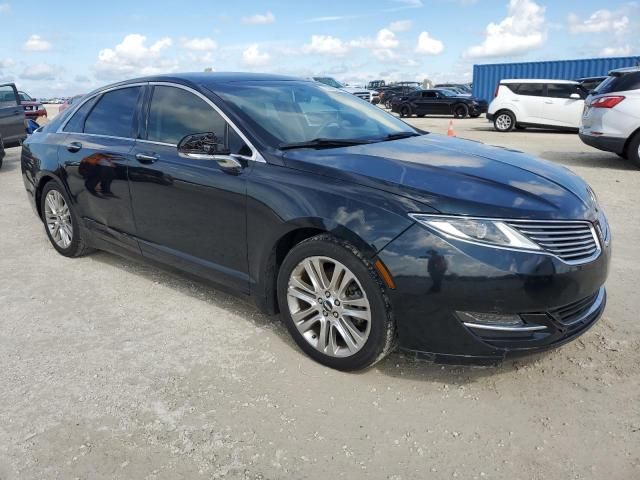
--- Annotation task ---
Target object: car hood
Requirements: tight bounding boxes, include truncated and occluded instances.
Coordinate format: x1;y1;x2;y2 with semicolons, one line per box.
341;86;373;94
22;101;42;107
282;134;598;220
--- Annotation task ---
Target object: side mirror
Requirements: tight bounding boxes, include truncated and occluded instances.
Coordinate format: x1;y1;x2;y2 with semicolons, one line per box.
177;132;242;173
570;93;581;100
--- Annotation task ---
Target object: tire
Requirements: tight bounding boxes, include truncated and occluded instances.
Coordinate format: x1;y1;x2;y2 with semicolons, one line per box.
453;104;469;119
616;152;627;159
470;113;481;118
40;180;93;257
494;110;516;132
400;106;411;118
417;114;425;118
0;135;4;169
384;100;392;109
628;131;640;168
277;234;396;371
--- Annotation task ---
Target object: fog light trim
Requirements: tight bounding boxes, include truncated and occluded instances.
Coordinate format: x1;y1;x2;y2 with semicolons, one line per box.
457;311;547;332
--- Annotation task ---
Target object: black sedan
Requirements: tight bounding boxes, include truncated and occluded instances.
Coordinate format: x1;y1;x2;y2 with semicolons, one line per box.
21;73;610;371
391;89;488;118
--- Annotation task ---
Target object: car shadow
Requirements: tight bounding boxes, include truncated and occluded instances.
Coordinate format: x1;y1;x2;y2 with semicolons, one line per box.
0;151;19;172
90;249;550;384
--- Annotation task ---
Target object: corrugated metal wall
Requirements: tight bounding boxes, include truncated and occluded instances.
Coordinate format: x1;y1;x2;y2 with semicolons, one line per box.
473;56;640;102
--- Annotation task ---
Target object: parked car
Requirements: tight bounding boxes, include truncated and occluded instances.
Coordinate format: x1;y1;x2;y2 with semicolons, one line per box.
577;76;607;93
312;77;374;102
18;91;47;120
22;73;610;370
487;80;587;132
580;67;640;167
435;83;472;95
367;80;385;90
59;94;86;114
380;84;421;108
0;82;27;153
391;89;487;118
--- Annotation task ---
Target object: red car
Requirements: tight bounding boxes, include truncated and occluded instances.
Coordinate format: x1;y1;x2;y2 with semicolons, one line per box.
58;94;85;114
18;91;47;119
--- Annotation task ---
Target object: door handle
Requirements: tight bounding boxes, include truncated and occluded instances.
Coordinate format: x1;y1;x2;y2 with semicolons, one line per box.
66;141;82;153
135;153;158;164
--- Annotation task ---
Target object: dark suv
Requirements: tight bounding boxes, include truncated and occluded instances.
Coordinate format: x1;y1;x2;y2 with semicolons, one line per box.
391;89;487;118
0;82;27;166
21;73;610;370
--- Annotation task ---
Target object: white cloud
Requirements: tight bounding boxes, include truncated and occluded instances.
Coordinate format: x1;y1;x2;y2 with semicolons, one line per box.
23;35;52;52
303;35;350;56
182;37;217;51
464;0;546;59
388;20;413;32
568;10;629;34
242;44;270;66
242;11;275;24
600;45;632;56
20;63;59;81
415;31;444;55
349;28;401;60
95;34;175;79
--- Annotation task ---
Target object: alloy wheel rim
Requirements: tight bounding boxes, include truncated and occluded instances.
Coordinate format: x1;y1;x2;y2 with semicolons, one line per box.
496;114;512;130
287;256;372;358
44;190;73;249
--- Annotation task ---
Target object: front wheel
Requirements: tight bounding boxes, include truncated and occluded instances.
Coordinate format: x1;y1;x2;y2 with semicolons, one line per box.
40;181;93;257
494;111;516;132
277;235;396;371
400;106;411;117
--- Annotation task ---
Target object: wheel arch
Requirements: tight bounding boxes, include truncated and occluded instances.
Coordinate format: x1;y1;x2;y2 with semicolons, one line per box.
622;126;640;156
34;173;64;220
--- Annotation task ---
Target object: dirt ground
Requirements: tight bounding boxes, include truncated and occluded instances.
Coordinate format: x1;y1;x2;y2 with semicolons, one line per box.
0;111;638;479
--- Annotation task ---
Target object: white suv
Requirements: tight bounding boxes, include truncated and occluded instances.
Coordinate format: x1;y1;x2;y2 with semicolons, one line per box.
580;67;640;167
487;79;587;132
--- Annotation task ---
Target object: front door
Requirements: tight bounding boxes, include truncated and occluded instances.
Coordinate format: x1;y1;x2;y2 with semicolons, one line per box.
542;83;585;128
0;83;26;144
128;84;251;292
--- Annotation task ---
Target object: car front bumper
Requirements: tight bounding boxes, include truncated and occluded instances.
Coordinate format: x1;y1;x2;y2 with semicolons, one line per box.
579;132;626;155
377;223;611;363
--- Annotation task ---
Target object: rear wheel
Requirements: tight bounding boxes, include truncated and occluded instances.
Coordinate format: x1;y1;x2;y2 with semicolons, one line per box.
400;106;411;117
453;104;469;119
277;235;396;371
494;110;515;132
40;181;93;257
628;131;640;168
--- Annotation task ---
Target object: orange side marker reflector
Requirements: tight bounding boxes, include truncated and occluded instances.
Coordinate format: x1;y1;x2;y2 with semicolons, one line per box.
374;259;396;290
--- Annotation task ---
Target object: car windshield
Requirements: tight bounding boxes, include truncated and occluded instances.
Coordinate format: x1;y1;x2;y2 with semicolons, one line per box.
437;89;455;97
215;80;418;146
19;92;33;101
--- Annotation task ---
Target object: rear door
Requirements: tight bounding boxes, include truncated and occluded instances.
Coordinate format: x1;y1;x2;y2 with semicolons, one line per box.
0;83;26;144
543;83;585;128
513;83;545;124
58;85;142;253
415;91;440;115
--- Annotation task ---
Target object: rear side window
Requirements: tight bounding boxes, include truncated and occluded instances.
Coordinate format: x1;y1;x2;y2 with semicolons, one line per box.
597;72;640;94
422;91;437;98
146;86;226;145
0;85;18;107
84;87;141;138
63;97;96;133
547;83;582;99
514;83;544;96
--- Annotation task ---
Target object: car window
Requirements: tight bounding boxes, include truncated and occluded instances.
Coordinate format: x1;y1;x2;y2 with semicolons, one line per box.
63;96;97;133
596;72;640;94
422;91;437;98
515;83;544;96
84;87;141;138
0;85;18;107
19;92;33;102
147;86;227;145
547;84;580;99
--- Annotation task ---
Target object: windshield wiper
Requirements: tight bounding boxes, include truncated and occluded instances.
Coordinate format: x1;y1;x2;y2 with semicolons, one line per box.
380;132;422;141
279;138;371;150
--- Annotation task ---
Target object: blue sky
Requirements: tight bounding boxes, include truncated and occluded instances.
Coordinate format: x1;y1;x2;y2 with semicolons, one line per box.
0;0;637;97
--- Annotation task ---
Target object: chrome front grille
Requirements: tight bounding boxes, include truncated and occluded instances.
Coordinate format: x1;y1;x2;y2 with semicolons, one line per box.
506;220;600;263
354;92;370;100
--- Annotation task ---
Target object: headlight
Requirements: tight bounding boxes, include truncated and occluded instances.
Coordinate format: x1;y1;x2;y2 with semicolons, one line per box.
409;214;541;251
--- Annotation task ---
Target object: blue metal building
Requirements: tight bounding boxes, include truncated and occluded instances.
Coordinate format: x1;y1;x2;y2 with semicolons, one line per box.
472;56;640;102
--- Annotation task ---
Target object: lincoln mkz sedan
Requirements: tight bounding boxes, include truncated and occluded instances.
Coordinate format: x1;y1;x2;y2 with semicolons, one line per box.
21;73;611;371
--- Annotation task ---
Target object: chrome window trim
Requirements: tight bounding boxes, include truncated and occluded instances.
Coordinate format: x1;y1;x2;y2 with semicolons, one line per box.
409;213;602;266
56;81;265;163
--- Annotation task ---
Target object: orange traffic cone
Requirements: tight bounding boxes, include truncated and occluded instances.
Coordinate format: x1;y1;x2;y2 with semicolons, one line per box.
447;119;455;137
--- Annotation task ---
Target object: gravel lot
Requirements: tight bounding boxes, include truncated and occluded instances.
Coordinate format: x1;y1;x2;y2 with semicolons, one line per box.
1;111;638;479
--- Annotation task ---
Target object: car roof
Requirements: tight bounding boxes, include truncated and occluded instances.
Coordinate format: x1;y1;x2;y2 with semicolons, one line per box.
501;79;579;85
609;66;640;75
